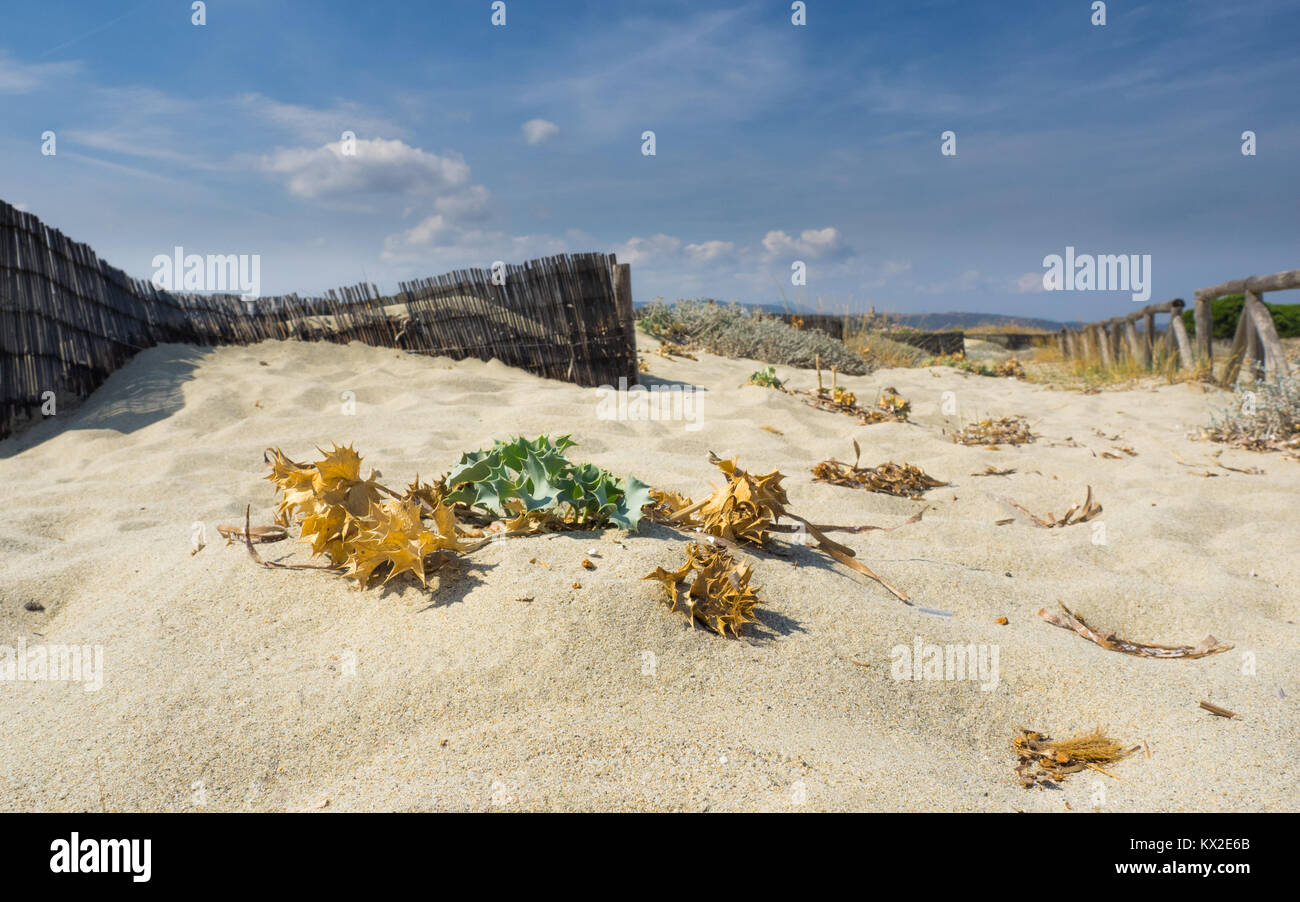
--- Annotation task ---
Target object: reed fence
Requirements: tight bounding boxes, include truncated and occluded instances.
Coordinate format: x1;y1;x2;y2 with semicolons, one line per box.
0;199;637;438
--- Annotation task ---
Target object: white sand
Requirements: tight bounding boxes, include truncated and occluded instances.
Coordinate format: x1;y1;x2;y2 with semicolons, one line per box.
1;338;1296;811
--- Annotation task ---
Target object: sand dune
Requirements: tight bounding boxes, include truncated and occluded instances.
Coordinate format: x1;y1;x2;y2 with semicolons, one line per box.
1;338;1296;811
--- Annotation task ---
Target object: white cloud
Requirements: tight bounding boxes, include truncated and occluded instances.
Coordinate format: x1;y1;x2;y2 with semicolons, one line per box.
259;137;472;200
683;240;736;263
760;227;846;261
882;259;912;276
521;118;559;145
0;51;79;94
234;93;407;144
1016;272;1045;293
614;234;682;266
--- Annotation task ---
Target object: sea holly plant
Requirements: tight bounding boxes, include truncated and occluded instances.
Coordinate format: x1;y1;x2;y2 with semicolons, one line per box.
244;436;654;592
444;435;653;531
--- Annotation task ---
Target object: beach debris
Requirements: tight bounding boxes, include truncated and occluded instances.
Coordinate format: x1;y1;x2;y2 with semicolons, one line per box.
23;601;44;612
995;616;1008;625
973;465;1016;477
581;558;596;570
643;543;761;637
811;440;948;499
1038;603;1233;659
1009;486;1102;527
529;557;550;569
1014;727;1138;788
1197;375;1300;454
761;425;784;436
217;523;289;544
1199;701;1239;719
951;416;1034;447
647;453;908;600
994;518;1015;526
748;366;783;389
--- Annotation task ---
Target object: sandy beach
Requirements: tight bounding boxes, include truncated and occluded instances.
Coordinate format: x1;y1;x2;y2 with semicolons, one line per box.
1;338;1296;812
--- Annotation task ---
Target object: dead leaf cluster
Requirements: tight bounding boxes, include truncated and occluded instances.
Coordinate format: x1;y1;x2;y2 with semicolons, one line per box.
811;440;947;499
1009;486;1102;527
643;543;761;637
951;416;1034;447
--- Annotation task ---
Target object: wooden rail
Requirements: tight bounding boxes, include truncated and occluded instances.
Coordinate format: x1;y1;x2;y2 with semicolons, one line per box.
1057;299;1192;372
1058;268;1296;385
1194;268;1299;384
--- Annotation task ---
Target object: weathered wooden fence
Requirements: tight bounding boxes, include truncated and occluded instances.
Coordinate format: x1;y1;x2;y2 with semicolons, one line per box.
1194;269;1299;385
1057;299;1193;371
0;199;637;438
1058;271;1296;386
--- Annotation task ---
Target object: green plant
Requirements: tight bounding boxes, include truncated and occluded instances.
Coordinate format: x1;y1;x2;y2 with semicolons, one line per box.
748;366;783;388
1183;295;1300;339
445;434;653;530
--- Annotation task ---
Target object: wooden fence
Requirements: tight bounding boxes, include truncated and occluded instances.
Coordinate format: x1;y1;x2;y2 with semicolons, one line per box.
1056;299;1193;371
1058;269;1297;385
1194;269;1299;385
0;199;637;439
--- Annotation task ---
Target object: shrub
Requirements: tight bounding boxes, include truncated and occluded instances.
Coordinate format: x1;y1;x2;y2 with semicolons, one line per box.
1183;295;1300;339
637;300;870;373
1203;374;1300;451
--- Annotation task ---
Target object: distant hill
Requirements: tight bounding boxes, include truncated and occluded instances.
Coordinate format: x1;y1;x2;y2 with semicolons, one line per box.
634;300;1082;333
872;311;1084;332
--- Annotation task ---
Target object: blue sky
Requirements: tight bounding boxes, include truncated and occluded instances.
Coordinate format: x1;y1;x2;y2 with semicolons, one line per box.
1;0;1296;320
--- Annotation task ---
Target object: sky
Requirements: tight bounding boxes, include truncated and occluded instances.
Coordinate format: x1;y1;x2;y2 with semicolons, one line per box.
1;0;1297;320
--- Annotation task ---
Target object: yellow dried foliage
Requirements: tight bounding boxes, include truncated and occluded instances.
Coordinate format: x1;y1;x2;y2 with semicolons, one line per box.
951;416;1034;447
265;445;469;587
643;543;760;637
653;454;789;546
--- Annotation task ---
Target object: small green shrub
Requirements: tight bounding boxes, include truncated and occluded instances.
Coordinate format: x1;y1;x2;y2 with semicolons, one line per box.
446;435;653;529
1184;295;1300;339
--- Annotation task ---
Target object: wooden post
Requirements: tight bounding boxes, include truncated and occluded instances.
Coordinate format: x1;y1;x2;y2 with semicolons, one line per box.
1124;319;1146;367
1221;304;1257;387
1168;301;1193;370
1194;295;1213;363
1096;324;1112;366
1244;291;1289;379
1143;311;1155;362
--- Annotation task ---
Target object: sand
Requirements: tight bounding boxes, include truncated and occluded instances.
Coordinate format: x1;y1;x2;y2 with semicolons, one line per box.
1;337;1296;812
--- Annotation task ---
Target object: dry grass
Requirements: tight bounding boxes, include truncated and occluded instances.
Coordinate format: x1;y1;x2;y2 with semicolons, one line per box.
842;329;928;367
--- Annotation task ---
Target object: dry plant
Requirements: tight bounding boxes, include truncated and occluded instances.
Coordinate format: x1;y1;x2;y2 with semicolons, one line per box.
646;453;908;601
1009;486;1102;527
812;440;947;498
1014;728;1138;787
643;543;760;637
1198;374;1300;454
950;416;1034;447
1039;604;1233;659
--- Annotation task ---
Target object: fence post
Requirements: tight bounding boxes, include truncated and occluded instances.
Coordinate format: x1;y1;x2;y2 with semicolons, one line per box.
1194;295;1213;363
1244;290;1288;380
1168;300;1193;370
